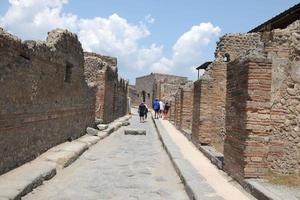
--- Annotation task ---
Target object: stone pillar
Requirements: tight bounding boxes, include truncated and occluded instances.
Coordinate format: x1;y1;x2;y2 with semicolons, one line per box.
181;84;194;131
224;58;272;181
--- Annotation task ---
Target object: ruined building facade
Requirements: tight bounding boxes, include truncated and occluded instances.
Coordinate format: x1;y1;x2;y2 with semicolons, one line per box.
225;21;300;181
84;52;128;123
192;34;262;148
171;81;194;133
188;6;300;182
0;28;128;175
135;73;187;106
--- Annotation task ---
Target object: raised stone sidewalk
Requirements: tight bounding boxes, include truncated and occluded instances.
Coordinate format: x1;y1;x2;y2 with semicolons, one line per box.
0;115;131;200
151;114;256;200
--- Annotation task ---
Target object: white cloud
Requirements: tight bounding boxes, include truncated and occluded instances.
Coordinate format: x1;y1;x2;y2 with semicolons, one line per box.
152;22;221;74
172;22;220;67
150;57;173;73
0;0;77;39
145;14;155;24
0;1;221;80
132;44;163;70
78;14;150;57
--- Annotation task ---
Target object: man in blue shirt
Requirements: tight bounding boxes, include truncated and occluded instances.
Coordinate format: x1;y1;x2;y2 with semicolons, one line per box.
152;98;160;119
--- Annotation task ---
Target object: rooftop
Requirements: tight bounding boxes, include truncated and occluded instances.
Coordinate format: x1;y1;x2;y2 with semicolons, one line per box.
249;3;300;32
196;62;212;70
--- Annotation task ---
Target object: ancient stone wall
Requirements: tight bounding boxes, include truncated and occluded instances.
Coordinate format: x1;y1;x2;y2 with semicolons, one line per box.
128;85;140;107
266;21;300;176
225;57;272;181
174;90;182;127
114;78;128;120
224;21;300;181
172;82;194;131
180;82;194;131
0;28;95;175
192;33;262;148
136;73;187;108
136;74;155;107
84;52;128;124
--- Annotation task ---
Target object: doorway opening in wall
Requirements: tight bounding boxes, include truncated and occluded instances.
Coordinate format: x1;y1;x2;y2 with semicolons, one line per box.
142;91;146;102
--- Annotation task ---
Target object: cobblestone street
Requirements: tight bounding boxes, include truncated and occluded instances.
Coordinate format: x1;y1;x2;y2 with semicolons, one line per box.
23;112;189;200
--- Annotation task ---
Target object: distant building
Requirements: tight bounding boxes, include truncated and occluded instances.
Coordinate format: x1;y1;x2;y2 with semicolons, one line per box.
135;73;188;106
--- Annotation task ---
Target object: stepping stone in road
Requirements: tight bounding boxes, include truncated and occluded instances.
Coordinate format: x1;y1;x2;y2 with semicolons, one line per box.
122;121;130;126
97;124;108;130
124;128;146;135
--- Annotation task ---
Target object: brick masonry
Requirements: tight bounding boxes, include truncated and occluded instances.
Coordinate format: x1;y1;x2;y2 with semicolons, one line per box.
128;85;140;107
224;20;300;181
173;82;194;131
84;52;128;124
192;33;262;147
0;29;95;175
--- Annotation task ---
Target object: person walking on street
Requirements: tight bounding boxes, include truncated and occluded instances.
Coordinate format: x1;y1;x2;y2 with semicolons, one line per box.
153;98;160;119
163;102;170;120
138;102;147;123
144;103;149;119
159;100;164;118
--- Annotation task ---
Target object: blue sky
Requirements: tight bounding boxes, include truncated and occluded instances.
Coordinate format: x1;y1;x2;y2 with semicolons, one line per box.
0;0;299;83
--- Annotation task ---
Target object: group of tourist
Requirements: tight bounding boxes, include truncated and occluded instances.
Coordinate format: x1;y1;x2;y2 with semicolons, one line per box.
138;98;170;123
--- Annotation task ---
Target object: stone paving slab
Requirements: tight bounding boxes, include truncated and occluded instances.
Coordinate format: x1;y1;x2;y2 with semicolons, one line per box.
22;110;189;200
124;128;146;135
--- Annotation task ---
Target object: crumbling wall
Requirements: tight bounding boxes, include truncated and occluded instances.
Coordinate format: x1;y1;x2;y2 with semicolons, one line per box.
128;85;140;107
0;28;95;175
192;33;262;148
174;90;182;127
114;78;128;120
180;82;194;131
84;52;127;124
266;21;300;175
224;21;300;181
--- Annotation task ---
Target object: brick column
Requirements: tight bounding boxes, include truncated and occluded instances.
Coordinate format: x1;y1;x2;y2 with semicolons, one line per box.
224;59;272;181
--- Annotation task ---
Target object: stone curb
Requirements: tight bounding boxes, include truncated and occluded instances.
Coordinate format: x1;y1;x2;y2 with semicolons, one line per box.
0;114;131;200
151;114;223;200
166;119;291;200
197;145;224;170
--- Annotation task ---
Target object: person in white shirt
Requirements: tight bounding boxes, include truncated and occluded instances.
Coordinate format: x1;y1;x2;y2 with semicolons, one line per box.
159;100;164;118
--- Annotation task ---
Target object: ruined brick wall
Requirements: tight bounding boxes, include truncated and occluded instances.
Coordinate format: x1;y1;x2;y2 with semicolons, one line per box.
0;28;95;175
173;82;194;131
224;21;300;180
180;82;194;131
192;33;262;147
266;21;300;175
174;90;182;127
84;52;127;124
224;57;272;181
113;78;128;119
128;85;140;107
